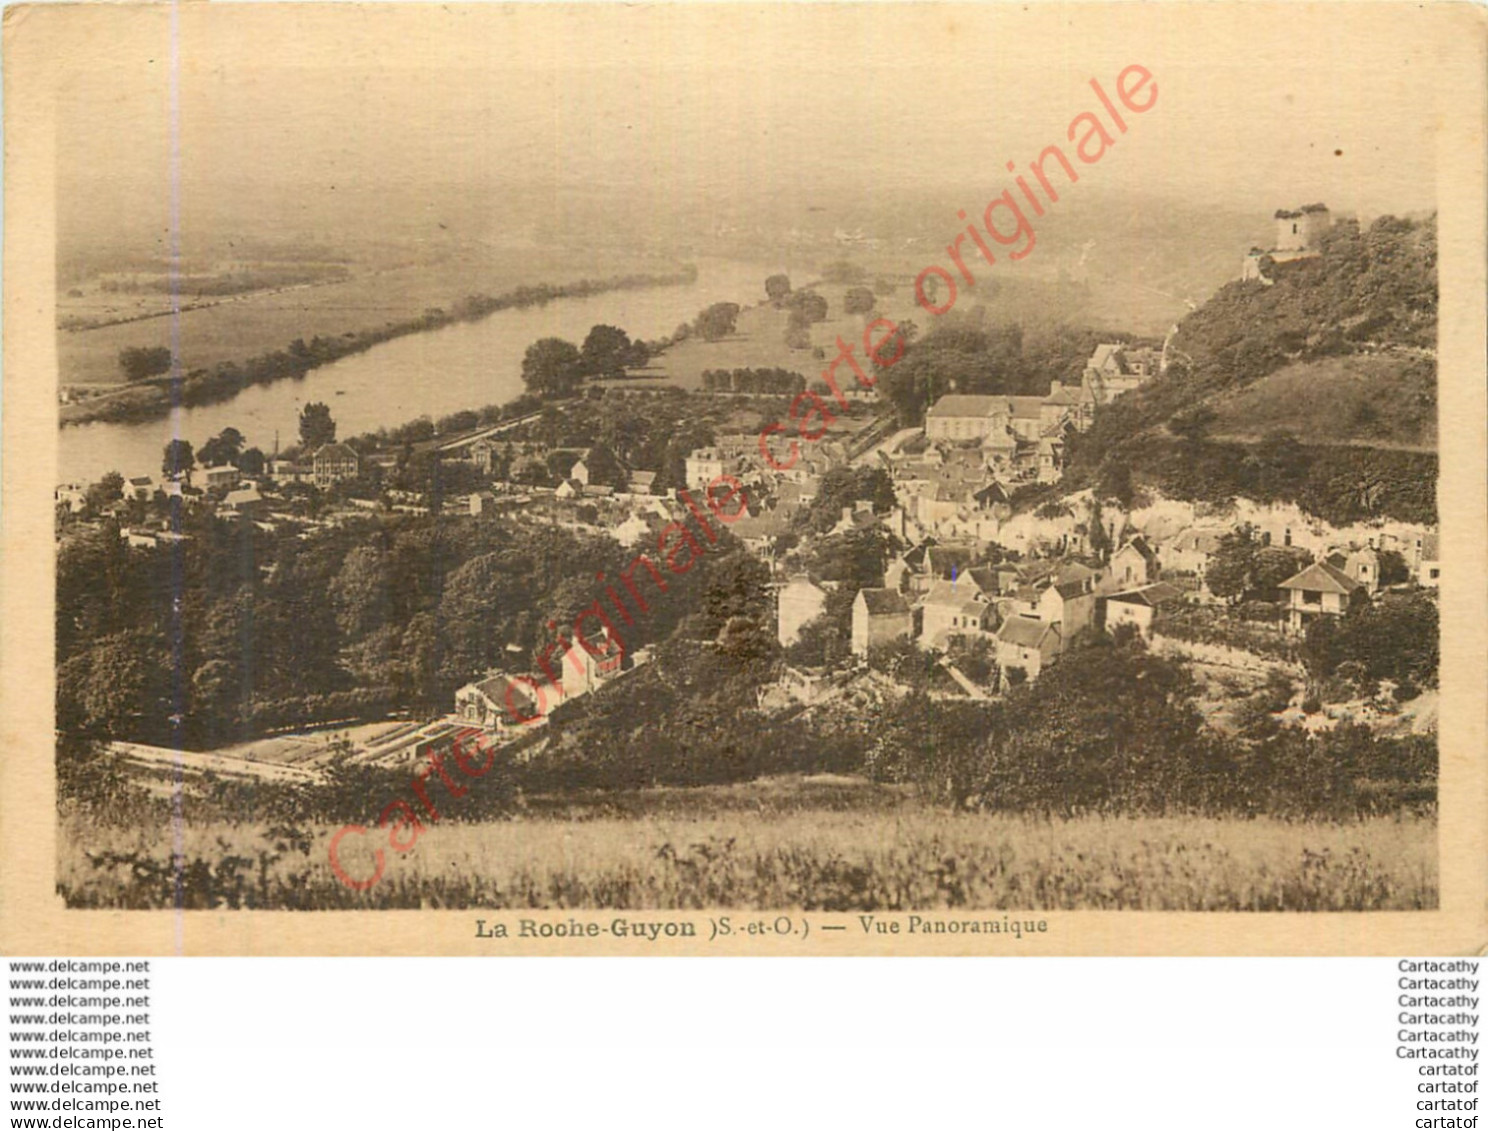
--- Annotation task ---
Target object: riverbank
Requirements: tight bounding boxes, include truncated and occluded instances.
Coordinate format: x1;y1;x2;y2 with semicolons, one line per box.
60;265;699;429
56;257;780;486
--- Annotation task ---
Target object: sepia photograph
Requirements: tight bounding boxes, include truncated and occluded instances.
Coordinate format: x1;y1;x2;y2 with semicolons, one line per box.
6;3;1484;950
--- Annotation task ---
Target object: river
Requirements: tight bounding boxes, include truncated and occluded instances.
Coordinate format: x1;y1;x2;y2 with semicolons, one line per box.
57;257;777;486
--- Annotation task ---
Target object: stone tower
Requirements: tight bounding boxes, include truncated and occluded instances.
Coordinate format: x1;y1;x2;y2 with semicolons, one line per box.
1274;204;1331;252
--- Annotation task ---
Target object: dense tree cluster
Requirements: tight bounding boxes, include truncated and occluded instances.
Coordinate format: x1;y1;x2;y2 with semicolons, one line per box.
874;318;1121;424
117;346;173;383
1203;524;1313;603
799;466;897;534
842;286;876;315
1300;590;1439;694
55;506;765;751
861;632;1435;819
580;325;651;379
521;338;586;398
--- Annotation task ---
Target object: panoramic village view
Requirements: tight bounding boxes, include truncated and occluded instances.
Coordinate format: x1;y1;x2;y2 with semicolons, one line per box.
52;21;1440;913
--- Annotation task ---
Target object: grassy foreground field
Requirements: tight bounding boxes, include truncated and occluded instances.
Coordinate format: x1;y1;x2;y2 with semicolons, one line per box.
59;776;1436;912
58;244;676;390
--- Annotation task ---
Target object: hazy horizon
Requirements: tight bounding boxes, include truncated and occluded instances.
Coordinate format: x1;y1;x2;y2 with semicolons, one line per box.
53;4;1438;258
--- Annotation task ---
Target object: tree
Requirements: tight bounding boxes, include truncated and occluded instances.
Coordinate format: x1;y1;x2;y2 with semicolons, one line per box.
765;274;792;304
1376;548;1410;587
625;339;652;370
85;472;125;513
843;286;876;315
198;427;245;468
580;442;626;489
1205;525;1261;603
161;439;195;482
521;337;584;397
1086;498;1112;562
784;291;828;324
71;634;173;739
785;591;855;669
330;545;391;640
299;402;337;450
803;526;894;591
118;346;173;382
580;325;635;380
1252;546;1312;599
693;303;741;342
803;467;896;534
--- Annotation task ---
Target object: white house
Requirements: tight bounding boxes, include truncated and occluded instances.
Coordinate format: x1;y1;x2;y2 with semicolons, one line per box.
777;576;829;648
1419;532;1440;588
995;617;1061;684
918;580;992;648
1102;582;1185;639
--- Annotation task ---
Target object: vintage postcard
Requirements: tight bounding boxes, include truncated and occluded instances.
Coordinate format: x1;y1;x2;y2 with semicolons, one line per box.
2;2;1484;955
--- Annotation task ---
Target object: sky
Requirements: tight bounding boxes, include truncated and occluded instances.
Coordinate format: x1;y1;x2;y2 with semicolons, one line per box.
45;3;1445;247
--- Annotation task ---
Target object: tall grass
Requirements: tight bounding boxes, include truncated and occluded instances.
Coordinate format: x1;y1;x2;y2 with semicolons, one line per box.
59;781;1435;912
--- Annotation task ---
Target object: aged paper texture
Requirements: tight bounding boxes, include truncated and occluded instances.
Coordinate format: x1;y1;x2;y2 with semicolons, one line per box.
3;2;1485;955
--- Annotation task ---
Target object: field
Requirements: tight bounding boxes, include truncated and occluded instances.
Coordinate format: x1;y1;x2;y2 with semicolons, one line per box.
59;775;1437;912
57;243;678;394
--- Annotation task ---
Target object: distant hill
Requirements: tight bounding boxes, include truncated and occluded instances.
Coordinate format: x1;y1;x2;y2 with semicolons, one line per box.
1064;213;1438;526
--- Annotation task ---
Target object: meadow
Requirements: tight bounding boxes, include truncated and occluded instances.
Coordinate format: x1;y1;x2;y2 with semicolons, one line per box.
1205;352;1438;451
58;775;1437;912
